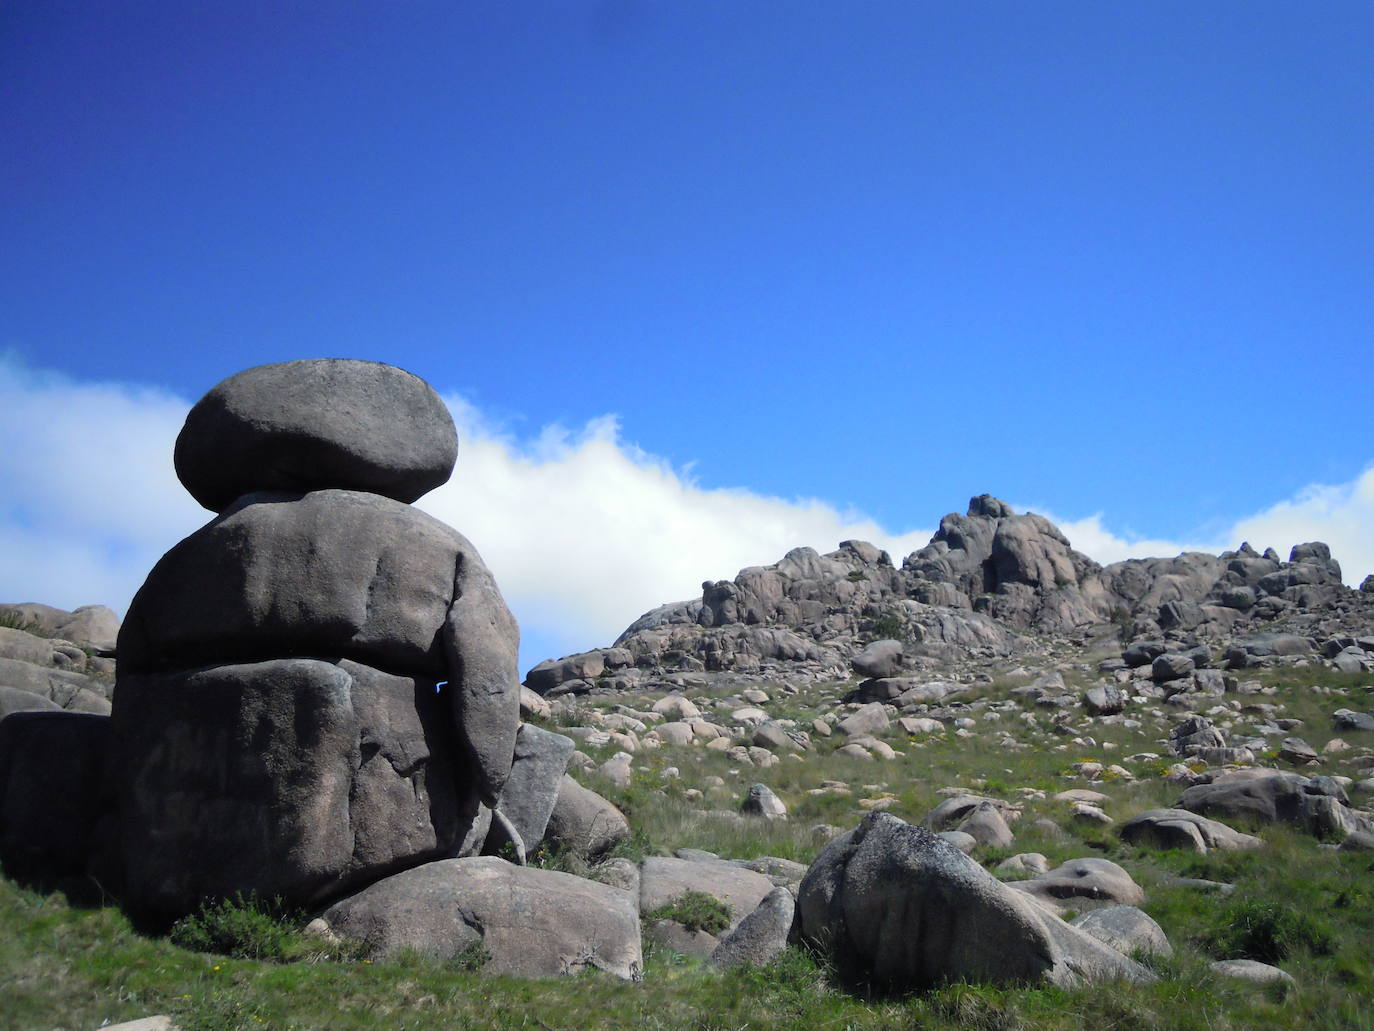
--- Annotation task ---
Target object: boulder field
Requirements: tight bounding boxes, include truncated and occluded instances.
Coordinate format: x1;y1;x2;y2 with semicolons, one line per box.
1;359;1372;1013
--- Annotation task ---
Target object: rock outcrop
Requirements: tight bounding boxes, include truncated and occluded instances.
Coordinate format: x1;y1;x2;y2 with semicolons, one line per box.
524;494;1369;694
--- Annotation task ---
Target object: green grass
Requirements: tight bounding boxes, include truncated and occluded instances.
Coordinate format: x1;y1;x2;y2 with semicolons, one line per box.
4;666;1372;1030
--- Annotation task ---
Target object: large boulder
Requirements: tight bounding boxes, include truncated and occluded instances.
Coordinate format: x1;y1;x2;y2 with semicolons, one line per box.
1178;772;1358;838
0;603;121;651
0;711;113;880
795;812;1153;989
1006;858;1145;917
174;359;458;512
317;856;642;979
0;657;112;715
111;658;487;921
542;775;631;860
1120;808;1265;854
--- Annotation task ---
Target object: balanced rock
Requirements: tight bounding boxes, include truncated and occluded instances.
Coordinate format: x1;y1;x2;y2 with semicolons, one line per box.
174;359;458;512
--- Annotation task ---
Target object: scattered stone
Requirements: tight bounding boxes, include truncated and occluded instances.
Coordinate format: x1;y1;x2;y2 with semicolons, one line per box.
710;886;796;969
740;783;787;819
1210;959;1296;987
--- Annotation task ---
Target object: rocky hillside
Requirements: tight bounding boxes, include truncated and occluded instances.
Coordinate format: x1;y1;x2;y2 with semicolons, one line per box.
526;494;1372;697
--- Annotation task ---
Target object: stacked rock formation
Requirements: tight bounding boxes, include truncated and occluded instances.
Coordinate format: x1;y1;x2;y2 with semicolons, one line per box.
110;360;531;921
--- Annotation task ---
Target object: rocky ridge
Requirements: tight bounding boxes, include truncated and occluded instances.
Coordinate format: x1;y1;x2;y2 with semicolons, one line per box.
525;494;1370;697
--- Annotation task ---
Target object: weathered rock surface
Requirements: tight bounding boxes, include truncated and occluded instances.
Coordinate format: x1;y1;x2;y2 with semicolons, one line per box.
640;856;775;935
542;775;631;860
710;885;795;969
118;489;497;681
484;724;575;859
795;812;1153;989
1070;906;1172;958
112;658;485;920
174;359;458;512
1120;809;1265;854
1006;858;1145;917
1178;772;1361;839
318;856;642;979
0;602;121;651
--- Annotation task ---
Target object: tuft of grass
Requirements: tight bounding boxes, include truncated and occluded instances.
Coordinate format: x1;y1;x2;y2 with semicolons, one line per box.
644;891;731;936
0;608;43;635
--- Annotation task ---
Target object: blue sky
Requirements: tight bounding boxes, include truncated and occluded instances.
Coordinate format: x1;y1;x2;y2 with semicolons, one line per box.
2;4;1372;671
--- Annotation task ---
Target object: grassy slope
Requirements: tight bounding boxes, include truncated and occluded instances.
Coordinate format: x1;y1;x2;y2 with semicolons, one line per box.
4;666;1373;1031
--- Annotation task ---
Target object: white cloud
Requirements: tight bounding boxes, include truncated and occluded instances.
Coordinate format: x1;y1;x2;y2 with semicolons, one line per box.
1035;470;1374;587
417;398;932;663
0;356;1369;674
0;356;204;615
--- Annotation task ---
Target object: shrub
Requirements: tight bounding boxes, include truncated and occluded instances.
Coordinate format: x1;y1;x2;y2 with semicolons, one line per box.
169;894;298;961
866;613;907;643
644;890;731;935
0;608;42;635
1198;899;1334;964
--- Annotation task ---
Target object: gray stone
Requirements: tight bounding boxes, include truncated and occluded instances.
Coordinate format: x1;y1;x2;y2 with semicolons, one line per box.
484;724;574;859
1007;858;1145;916
956;801;1014;848
0;656;111;715
174;359;458;511
543;775;631;860
119;488;488;680
640;857;774;935
111;658;484;921
0;627;56;666
1333;710;1374;733
852;639;904;679
1178;772;1356;838
0;684;61;720
795;812;1153;990
1070;906;1172;958
710;886;795;969
0;603;121;651
1210;958;1296;987
836;703;890;737
1152;653;1195;682
1084;682;1124;716
1120;809;1264;854
318;856;641;979
741;783;787;819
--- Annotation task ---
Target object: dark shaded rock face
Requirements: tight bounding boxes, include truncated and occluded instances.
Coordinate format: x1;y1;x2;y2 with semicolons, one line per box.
113;659;484;922
174;359;458;512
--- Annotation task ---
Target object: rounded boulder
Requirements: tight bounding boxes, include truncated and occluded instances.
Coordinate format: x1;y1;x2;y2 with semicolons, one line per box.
175;359;458;511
